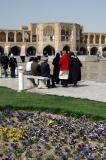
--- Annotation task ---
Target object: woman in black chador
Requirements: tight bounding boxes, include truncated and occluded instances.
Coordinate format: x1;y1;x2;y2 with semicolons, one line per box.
69;52;82;86
52;52;60;84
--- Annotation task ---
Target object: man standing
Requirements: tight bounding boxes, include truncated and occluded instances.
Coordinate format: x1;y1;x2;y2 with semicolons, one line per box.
9;54;17;78
1;53;9;78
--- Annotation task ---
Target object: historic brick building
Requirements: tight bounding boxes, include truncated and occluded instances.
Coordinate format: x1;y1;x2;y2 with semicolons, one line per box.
0;22;106;57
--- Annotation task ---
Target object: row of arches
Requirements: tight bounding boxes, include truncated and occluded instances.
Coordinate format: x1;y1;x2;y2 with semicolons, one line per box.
1;45;106;56
0;25;74;43
43;45;72;56
90;47;106;55
0;44;69;56
78;47;106;55
0;45;71;56
84;34;106;44
0;31;31;42
0;46;36;56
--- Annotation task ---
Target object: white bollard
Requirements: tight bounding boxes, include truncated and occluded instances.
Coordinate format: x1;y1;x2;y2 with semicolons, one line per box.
18;66;24;92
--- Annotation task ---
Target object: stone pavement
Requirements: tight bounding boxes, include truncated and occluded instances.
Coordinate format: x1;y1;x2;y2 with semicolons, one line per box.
0;77;106;102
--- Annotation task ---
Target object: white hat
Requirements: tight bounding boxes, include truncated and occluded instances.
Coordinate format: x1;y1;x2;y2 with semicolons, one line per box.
10;53;14;58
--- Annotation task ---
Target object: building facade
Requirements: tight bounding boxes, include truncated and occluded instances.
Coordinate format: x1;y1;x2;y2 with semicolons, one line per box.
83;32;106;55
0;22;106;57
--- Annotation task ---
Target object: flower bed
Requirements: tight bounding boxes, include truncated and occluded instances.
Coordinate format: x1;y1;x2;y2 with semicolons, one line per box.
0;109;106;160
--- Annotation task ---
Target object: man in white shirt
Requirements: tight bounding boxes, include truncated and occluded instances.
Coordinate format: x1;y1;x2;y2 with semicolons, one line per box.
25;57;34;74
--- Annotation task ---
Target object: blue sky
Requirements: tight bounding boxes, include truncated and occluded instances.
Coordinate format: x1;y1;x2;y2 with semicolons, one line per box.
0;0;106;32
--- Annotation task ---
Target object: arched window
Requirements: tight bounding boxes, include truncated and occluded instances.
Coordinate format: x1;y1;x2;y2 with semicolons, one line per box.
95;35;99;44
90;35;94;44
61;28;71;41
32;35;37;42
16;32;22;42
0;32;6;42
61;29;65;41
24;32;30;42
8;32;14;42
84;35;88;44
43;26;54;41
101;35;105;44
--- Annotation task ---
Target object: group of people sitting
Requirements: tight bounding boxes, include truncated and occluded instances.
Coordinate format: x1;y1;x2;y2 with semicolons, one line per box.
0;53;17;78
25;50;82;88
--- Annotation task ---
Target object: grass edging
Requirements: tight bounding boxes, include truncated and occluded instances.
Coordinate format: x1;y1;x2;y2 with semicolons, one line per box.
0;87;106;122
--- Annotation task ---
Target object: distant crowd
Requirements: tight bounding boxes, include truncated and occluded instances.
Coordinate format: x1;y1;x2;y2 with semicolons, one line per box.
0;50;82;88
25;50;82;88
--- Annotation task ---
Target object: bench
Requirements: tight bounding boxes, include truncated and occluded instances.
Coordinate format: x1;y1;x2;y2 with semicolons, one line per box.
25;75;50;89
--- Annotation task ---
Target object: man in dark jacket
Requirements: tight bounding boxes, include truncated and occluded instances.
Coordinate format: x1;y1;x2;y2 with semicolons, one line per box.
9;54;17;78
31;57;41;76
1;53;9;77
40;57;55;88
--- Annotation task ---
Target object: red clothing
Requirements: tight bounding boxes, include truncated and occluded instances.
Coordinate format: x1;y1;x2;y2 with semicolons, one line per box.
59;53;70;71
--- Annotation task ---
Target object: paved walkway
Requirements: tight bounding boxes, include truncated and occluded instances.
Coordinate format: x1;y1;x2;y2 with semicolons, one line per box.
0;77;106;102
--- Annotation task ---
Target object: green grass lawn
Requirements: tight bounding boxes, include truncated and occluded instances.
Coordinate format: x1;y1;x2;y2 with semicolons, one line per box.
0;87;106;121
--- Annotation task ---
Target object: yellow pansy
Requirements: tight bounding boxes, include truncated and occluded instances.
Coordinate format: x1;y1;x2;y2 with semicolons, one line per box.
48;119;54;125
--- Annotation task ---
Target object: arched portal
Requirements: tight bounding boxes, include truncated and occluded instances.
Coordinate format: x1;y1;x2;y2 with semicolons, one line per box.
10;46;21;56
26;46;36;56
63;45;70;52
79;47;87;55
43;45;55;56
102;47;106;52
102;47;106;57
90;47;98;55
0;46;4;55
